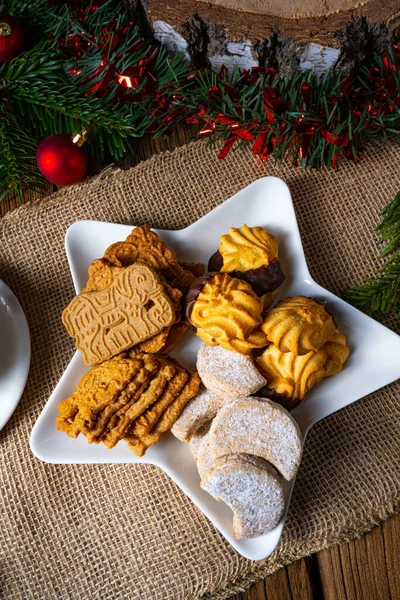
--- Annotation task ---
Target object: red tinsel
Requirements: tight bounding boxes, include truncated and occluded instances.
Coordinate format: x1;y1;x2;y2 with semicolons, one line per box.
59;3;400;168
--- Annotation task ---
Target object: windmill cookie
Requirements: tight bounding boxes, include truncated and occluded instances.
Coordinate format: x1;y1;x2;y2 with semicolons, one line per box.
209;398;302;480
200;454;285;539
62;263;176;366
171;386;225;442
197;343;266;399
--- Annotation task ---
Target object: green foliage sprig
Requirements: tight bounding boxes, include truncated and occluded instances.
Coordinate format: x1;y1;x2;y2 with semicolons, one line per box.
342;192;400;316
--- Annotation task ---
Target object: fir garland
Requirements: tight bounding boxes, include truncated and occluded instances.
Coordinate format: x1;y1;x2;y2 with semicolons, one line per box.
343;192;400;316
0;0;400;202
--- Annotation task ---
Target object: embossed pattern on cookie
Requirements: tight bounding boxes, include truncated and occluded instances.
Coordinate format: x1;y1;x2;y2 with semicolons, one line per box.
62;263;176;365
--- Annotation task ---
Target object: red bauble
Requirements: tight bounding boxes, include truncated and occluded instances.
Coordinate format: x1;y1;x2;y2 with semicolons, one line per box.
36;134;88;186
0;13;27;62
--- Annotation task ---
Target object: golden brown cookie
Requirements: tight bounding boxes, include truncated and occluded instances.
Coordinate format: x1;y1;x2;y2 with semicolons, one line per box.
56;352;201;456
83;225;194;353
190;272;268;355
256;344;327;404
124;371;201;456
261;296;336;355
62;263;176;366
321;330;350;377
123;224;195;292
220;224;279;273
208;224;285;297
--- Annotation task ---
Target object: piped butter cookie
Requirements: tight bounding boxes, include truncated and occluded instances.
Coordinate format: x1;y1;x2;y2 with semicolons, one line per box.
208;224;285;297
261;296;336;356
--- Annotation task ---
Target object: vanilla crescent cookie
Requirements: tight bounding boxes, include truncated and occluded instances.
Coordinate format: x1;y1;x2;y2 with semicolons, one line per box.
196;430;214;479
209;398;302;481
189;421;212;460
256;343;327;402
200;454;285;539
321;330;350;377
189;272;268;355
196;343;266;399
171;387;224;442
261;296;336;356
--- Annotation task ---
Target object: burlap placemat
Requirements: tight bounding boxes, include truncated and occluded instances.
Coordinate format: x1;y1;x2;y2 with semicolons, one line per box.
1;140;399;600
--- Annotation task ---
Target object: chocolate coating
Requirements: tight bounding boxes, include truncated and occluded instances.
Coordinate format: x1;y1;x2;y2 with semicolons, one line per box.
183;272;218;324
252;386;302;412
208;250;224;272
208;250;285;296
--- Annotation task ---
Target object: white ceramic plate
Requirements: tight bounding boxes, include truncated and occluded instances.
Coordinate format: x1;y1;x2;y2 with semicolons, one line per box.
0;280;31;431
30;177;400;561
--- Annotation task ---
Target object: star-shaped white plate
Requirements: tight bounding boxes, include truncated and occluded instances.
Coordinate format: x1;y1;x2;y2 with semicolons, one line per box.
30;177;400;561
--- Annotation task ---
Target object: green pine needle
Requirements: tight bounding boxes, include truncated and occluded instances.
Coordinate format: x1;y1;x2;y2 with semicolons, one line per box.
342;192;400;316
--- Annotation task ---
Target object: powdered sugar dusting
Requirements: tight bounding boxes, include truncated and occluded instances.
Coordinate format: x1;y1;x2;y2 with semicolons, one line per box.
171;386;224;442
209;398;302;480
201;454;285;539
197;343;266;399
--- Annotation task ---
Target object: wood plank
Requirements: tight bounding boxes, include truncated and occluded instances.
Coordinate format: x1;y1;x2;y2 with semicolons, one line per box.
286;558;315;600
264;566;292;600
318;544;348;600
382;514;400;600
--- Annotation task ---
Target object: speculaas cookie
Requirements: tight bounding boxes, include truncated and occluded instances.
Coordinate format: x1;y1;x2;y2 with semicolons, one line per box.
62;263;176;366
56;351;201;457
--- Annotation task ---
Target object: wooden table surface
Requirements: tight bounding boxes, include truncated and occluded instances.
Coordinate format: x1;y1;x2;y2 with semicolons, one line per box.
2;125;399;600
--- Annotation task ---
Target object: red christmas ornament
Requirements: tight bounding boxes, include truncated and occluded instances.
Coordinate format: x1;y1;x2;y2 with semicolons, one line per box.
0;13;27;62
36;133;88;186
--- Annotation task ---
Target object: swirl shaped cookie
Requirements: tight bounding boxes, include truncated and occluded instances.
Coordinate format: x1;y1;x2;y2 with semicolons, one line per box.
209;398;302;481
189;273;268;355
62;263;176;366
200;454;285;539
256;344;327;404
322;330;350;377
208;224;285;296
261;296;336;355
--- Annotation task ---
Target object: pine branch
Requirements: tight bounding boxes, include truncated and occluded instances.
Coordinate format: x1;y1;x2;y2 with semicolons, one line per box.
342;192;400;315
0;100;44;201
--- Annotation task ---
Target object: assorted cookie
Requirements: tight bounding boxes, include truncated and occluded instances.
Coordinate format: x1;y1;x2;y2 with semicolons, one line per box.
196;343;266;399
56;349;200;456
171;386;224;443
62;263;176;366
59;221;350;540
209;398;302;481
186;272;268;354
261;296;336;355
201;454;285;539
208;224;285;298
255;343;327;411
